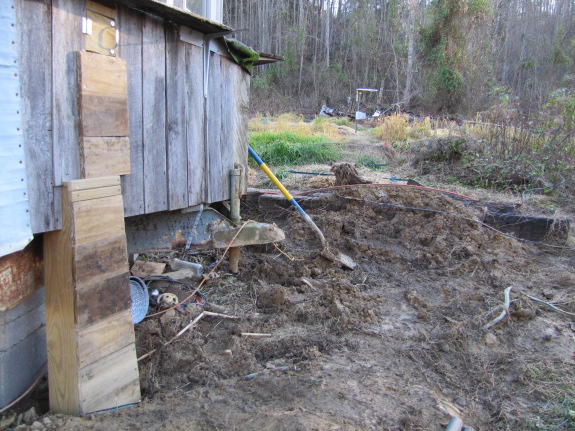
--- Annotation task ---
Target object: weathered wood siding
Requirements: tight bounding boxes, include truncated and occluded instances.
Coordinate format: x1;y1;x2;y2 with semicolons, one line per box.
17;0;250;232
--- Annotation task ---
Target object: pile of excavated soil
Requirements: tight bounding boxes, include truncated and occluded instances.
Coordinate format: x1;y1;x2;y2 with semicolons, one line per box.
11;186;575;431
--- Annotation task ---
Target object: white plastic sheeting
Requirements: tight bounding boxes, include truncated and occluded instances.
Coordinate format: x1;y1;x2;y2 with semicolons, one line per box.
0;1;33;257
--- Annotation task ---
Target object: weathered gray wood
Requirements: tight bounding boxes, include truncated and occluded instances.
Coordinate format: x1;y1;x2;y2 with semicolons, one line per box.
185;43;206;206
52;0;85;228
17;0;55;233
220;57;233;192
118;6;144;217
142;15;167;214
232;63;250;193
16;1;251;232
165;23;188;210
207;52;225;203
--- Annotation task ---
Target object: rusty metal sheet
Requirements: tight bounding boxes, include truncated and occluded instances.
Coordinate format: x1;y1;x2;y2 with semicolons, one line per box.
0;241;43;310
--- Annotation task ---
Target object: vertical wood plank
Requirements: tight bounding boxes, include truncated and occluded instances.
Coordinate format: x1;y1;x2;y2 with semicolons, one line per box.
44;190;79;415
219;57;232;197
233;65;250;192
165;23;188;210
207;52;224;203
52;0;84;186
17;0;55;233
142;15;167;213
185;44;205;206
117;6;144;217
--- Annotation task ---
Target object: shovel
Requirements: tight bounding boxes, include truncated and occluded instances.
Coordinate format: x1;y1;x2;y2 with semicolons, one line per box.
248;146;356;270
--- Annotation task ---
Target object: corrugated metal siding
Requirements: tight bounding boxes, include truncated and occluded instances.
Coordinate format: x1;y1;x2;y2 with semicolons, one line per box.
0;0;33;257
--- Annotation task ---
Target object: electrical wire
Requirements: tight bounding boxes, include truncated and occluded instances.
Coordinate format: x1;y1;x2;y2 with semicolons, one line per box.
257;182;478;201
336;193;575;252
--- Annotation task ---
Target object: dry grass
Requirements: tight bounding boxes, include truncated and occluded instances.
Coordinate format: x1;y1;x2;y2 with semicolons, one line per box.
249;113;342;140
373;113;451;143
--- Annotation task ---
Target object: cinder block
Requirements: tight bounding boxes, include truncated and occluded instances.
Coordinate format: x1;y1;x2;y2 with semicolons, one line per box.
0;288;44;326
0;295;44;352
0;288;46;408
0;325;46;407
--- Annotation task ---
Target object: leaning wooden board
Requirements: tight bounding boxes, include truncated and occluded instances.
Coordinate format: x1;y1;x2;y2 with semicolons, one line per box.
44;177;140;415
77;51;129;138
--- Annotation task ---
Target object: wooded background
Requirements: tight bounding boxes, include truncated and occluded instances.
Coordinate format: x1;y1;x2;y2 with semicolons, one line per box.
224;0;575;116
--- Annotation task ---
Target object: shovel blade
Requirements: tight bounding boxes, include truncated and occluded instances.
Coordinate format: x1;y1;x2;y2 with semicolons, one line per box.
322;248;356;270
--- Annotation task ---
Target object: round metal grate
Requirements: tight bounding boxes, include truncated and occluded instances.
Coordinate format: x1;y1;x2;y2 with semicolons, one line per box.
129;276;149;324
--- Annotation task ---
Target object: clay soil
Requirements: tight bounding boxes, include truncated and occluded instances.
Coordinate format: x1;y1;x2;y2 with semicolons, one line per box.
9;136;575;431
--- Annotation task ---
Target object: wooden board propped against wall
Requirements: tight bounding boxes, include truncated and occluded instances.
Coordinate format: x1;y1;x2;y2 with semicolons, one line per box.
44;176;140;415
44;49;138;415
77;51;130;178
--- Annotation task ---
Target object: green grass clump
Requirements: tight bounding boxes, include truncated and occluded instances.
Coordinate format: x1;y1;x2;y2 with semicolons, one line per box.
249;131;340;166
329;117;354;127
355;155;389;170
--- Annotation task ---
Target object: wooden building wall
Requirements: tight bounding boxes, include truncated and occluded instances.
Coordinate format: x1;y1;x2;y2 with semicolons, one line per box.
16;0;249;234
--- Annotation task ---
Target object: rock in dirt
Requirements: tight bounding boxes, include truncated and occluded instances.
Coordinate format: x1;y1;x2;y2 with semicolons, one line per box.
0;414;16;430
21;407;38;426
162;268;200;281
256;285;286;310
482;332;498;346
131;260;166;278
29;421;44;431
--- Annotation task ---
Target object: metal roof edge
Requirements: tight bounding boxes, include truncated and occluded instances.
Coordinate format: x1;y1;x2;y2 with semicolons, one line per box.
115;0;232;34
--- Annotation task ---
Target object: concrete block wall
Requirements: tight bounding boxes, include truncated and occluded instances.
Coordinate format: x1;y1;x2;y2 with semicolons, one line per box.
0;288;46;408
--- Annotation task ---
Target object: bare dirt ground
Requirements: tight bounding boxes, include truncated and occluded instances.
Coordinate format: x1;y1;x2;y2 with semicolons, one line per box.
8;132;575;431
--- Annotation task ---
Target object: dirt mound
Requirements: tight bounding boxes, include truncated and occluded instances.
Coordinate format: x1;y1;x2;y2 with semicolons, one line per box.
287;186;531;276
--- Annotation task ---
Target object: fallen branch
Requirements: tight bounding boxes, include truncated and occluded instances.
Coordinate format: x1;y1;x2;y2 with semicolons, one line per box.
138;310;242;362
203;311;240;319
138;312;206;362
272;241;297;261
481;286;513;330
241;332;272;338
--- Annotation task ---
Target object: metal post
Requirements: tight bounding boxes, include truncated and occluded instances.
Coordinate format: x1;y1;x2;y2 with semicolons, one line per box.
228;166;243;273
